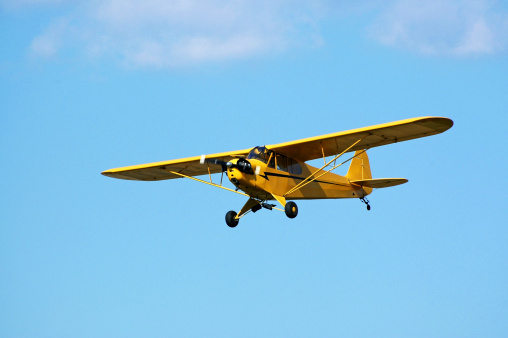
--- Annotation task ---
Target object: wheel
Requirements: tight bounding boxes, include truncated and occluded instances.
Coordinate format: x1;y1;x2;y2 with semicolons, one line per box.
225;211;239;228
367;204;371;211
285;201;298;219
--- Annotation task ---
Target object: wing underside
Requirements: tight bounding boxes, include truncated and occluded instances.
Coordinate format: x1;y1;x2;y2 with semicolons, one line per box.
267;117;453;162
101;149;250;181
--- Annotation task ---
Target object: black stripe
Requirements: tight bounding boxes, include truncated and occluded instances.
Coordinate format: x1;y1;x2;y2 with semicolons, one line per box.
262;172;349;187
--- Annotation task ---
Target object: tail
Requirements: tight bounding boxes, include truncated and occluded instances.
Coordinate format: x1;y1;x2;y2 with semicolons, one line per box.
346;150;372;181
346;150;373;197
346;150;408;198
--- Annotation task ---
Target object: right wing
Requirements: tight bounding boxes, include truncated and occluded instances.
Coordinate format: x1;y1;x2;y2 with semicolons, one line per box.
101;148;251;181
267;117;453;162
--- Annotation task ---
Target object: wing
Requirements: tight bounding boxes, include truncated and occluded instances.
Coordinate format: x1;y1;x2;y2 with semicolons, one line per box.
101;148;250;181
267;117;453;162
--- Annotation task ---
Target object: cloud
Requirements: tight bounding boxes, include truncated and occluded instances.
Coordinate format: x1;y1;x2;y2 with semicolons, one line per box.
369;0;508;56
90;0;299;66
26;0;322;67
19;0;508;67
29;19;68;58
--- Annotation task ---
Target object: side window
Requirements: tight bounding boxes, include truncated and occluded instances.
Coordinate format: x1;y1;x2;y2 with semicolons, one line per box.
276;154;288;172
288;158;302;175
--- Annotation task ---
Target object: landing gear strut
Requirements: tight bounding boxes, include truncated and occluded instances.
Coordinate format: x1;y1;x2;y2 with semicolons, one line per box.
360;197;371;211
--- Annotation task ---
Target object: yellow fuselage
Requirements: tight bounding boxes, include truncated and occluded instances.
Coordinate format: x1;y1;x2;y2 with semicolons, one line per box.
226;158;371;201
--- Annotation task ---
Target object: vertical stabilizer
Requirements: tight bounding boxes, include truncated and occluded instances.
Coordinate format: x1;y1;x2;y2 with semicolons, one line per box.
346;150;372;181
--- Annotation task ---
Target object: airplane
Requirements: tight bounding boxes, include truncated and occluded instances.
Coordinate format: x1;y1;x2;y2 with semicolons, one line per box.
102;116;453;227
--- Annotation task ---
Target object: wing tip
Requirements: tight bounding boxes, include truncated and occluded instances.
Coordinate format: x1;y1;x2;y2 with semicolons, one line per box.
101;169;139;180
419;116;454;132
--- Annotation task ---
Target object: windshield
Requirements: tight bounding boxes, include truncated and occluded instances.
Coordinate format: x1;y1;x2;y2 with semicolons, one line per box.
247;146;268;163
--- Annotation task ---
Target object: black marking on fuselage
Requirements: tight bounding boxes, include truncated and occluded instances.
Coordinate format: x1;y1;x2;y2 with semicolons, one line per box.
262;171;349;187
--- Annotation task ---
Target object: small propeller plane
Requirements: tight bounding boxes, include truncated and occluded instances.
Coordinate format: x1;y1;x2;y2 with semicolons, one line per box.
102;116;453;227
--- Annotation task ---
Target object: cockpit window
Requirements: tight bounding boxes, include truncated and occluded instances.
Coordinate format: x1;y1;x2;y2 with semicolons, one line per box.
276;154;288;172
288;158;302;175
247;146;268;163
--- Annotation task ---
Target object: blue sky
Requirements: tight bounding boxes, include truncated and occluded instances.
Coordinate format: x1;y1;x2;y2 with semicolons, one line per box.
1;0;508;336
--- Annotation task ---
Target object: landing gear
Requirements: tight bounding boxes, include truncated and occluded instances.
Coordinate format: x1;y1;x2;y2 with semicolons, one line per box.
360;197;371;211
225;200;298;227
285;201;298;218
225;211;239;228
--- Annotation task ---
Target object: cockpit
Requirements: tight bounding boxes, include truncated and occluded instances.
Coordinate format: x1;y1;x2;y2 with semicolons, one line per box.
247;146;268;162
247;146;302;175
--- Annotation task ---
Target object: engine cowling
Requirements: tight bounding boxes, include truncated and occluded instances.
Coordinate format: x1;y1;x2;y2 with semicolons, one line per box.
227;158;255;187
235;158;254;175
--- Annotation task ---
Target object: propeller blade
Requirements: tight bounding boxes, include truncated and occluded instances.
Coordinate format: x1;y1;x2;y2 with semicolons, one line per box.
200;155;233;171
200;156;252;174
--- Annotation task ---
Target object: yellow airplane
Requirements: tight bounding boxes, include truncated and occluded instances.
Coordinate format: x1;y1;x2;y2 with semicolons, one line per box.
102;116;453;227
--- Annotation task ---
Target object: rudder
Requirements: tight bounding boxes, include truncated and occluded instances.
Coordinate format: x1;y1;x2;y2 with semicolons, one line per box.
346;150;372;181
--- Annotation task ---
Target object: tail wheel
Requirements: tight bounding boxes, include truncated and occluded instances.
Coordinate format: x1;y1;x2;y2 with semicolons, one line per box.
225;211;239;228
285;201;298;219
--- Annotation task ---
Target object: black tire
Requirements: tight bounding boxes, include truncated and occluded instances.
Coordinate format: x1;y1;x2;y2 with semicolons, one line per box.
225;211;239;228
285;201;298;219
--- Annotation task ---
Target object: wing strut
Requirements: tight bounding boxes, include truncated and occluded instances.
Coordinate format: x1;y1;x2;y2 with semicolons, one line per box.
165;170;249;197
283;135;369;197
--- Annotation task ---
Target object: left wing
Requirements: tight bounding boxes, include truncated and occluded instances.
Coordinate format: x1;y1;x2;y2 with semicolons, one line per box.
101;149;250;181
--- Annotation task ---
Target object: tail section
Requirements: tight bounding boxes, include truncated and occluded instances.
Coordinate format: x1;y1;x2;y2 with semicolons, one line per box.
346;150;408;210
346;150;373;197
346;150;372;181
346;150;408;200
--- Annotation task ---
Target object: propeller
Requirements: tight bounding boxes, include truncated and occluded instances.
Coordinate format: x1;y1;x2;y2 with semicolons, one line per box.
200;155;232;171
200;155;254;175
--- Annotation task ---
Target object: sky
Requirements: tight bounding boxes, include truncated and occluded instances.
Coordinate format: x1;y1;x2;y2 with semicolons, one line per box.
1;0;508;336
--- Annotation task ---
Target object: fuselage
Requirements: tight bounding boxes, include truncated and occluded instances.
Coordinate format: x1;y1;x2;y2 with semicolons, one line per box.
226;146;371;201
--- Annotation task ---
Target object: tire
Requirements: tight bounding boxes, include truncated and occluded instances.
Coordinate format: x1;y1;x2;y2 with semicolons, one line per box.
225;211;239;228
285;201;298;219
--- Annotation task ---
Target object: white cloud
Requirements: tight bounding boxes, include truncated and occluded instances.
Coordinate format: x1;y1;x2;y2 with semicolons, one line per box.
29;19;68;58
369;0;508;56
20;0;508;67
26;0;322;67
89;0;300;67
454;17;495;54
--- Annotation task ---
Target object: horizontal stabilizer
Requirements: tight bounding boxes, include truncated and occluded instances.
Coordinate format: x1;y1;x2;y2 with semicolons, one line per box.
350;178;408;189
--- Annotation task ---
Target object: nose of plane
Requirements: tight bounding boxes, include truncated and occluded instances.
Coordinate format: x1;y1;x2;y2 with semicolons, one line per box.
227;167;243;185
